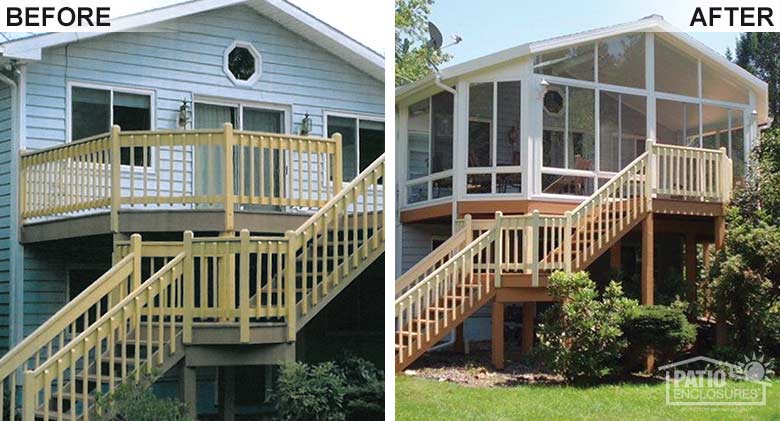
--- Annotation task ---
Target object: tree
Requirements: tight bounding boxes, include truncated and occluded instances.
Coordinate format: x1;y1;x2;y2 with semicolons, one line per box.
395;0;450;86
709;128;780;359
732;33;780;127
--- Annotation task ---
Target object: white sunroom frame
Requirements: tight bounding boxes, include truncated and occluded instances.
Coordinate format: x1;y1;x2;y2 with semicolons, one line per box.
398;31;760;210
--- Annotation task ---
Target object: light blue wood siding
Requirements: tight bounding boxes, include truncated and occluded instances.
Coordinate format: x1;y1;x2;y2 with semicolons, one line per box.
19;5;383;336
0;84;11;351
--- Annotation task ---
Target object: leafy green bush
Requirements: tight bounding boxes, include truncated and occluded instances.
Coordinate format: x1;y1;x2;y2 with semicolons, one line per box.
274;362;346;421
537;271;638;383
621;304;697;369
95;374;193;421
336;356;384;421
708;127;780;357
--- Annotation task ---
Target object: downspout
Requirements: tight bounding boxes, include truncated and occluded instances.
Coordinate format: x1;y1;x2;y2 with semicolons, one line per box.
430;74;461;353
0;70;23;351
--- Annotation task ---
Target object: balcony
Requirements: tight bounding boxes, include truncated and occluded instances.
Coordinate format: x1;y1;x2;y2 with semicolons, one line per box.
20;124;352;241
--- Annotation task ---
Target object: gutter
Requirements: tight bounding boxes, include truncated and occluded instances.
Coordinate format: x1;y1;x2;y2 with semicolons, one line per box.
0;71;23;351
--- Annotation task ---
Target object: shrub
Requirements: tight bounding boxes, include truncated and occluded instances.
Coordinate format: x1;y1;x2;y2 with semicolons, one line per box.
274;361;346;421
622;304;697;369
95;374;193;421
336;356;384;421
537;271;638;383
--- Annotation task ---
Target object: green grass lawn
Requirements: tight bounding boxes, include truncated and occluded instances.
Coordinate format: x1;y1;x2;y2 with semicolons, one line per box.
396;375;780;420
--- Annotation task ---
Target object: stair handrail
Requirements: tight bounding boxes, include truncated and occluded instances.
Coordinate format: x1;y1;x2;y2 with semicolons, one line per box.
396;216;472;297
23;252;186;421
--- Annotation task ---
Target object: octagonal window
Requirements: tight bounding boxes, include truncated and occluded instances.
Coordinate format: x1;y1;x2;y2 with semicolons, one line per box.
224;41;261;85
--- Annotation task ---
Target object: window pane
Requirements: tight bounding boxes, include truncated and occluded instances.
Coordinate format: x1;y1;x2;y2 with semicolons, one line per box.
542;173;594;196
194;103;237;128
655;35;698;97
496;81;522;166
407;99;430;180
656;99;699;146
598;33;645;88
432;177;452;199
534;43;594;81
496;173;521;194
599;91;646;172
431;91;454;172
468;83;493;167
113;92;151;166
702;62;749;104
702;105;729;151
244;108;283;133
542;130;565;168
730;109;745;183
408;182;428;204
358;119;384;171
466;174;491;194
567;87;595;170
327;116;357;179
72;87;110;141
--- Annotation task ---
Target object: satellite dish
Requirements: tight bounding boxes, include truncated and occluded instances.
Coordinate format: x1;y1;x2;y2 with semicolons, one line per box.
427;21;443;51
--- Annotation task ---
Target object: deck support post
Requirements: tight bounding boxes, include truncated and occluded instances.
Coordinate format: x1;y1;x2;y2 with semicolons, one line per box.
491;301;504;370
218;366;236;421
521;302;536;355
714;216;727;346
641;214;654;306
454;324;465;353
179;362;197;419
609;241;621;272
685;233;697;321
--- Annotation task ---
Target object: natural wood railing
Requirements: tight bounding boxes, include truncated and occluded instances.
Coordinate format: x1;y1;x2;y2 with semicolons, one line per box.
20;124;343;230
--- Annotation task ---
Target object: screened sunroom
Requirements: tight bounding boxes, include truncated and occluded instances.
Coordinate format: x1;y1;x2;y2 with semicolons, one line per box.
396;17;767;211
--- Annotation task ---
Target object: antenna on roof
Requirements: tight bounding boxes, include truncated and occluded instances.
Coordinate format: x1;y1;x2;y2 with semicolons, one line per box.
426;21;462;72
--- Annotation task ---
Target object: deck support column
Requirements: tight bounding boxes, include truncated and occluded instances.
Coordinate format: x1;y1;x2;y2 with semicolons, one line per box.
491;302;504;370
685;234;697;321
179;362;197;419
641;214;654;306
218;366;236;421
609;242;621;272
454;324;466;353
521;302;536;355
714;216;727;346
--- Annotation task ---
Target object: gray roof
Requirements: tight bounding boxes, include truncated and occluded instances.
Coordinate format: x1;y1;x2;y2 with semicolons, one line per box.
0;32;44;42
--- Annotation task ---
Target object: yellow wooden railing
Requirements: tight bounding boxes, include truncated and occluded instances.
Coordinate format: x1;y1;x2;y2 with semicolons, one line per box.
395;142;733;368
20;123;344;231
6;154;383;420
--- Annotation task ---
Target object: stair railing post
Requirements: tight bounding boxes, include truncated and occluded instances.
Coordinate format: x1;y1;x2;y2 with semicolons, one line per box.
285;230;298;341
239;229;251;343
110;125;121;233
531;210;540;287
131;233;142;292
493;211;503;288
645;139;654;211
22;371;34;421
223;123;235;232
564;211;573;272
464;214;473;244
333;133;343;197
183;231;194;344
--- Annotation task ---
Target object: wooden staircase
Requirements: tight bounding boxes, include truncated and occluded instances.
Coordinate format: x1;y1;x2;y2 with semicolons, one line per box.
0;155;384;421
396;142;733;371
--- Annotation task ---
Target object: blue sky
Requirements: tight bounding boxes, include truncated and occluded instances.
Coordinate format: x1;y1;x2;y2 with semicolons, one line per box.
429;0;740;65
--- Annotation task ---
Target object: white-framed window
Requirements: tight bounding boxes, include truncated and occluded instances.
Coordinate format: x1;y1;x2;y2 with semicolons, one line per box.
67;81;155;167
406;91;454;204
325;112;385;180
223;40;262;86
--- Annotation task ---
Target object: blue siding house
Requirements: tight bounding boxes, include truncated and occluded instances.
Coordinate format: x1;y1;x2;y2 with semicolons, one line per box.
0;1;385;419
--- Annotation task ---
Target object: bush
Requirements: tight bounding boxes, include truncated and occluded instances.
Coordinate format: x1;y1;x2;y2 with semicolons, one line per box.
95;374;193;421
622;304;697;369
537;271;638;383
336;356;384;421
275;362;346;421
